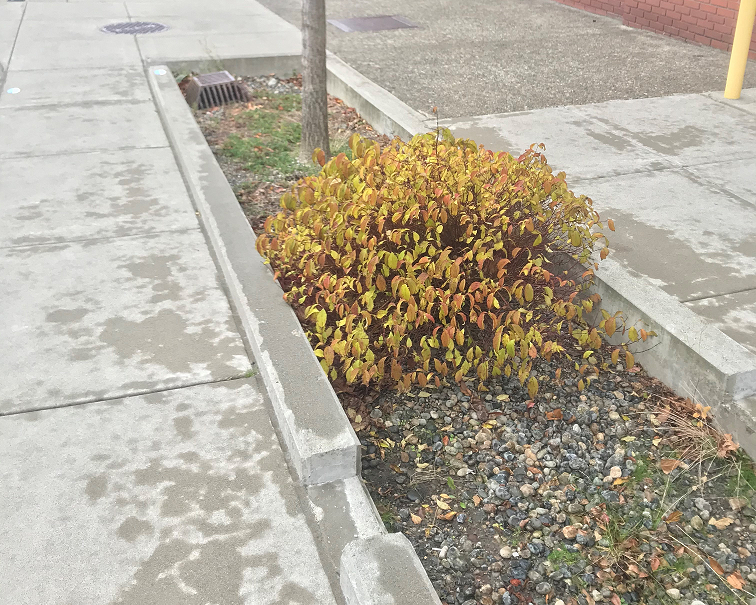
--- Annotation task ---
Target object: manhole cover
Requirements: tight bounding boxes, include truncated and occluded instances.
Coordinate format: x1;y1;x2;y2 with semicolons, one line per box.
101;21;169;34
327;15;417;33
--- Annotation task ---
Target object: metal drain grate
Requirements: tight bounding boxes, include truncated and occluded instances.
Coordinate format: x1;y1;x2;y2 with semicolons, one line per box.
101;21;169;34
185;71;250;110
327;15;418;33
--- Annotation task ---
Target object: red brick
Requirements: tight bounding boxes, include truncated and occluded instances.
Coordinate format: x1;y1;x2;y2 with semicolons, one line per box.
659;0;677;10
657;13;674;24
694;33;711;43
700;4;718;13
677;5;690;14
646;0;662;5
629;7;646;16
689;8;706;18
624;0;639;7
678;28;697;39
636;15;652;25
637;1;653;9
680;12;698;23
663;24;681;34
710;38;729;49
667;9;683;18
687;22;705;33
707;13;726;24
716;6;736;18
682;0;700;8
710;0;730;7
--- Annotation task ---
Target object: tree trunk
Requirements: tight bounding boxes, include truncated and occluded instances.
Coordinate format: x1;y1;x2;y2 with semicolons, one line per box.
300;0;330;164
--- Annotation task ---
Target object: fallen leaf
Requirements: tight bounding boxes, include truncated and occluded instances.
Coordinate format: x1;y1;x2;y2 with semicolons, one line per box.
435;500;450;510
473;495;482;506
497;394;510;401
650;557;661;571
610;593;621;605
440;511;456;521
708;517;734;529
727;572;745;590
439;493;453;500
390;464;402;473
613;477;629;486
729;497;748;511
621;436;636;442
708;557;725;575
665;510;682;523
546;409;563;421
660;459;682;474
410;513;422;525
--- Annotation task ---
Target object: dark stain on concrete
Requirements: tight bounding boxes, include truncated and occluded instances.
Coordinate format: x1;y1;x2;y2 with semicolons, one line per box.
85;474;108;502
173;415;194;441
46;308;89;324
117;516;153;542
97;308;240;375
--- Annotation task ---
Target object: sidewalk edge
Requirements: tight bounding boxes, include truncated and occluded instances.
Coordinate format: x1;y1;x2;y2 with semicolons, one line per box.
146;65;360;486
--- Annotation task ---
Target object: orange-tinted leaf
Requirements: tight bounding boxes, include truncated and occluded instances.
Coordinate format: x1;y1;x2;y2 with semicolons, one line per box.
660;459;682;474
546;409;563;421
726;572;744;590
709;557;725;575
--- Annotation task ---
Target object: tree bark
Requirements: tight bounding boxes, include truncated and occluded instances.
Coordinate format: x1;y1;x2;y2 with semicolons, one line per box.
300;0;330;163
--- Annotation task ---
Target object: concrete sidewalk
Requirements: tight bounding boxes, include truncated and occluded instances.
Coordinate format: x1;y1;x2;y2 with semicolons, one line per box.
0;2;339;603
259;0;756;118
438;89;756;360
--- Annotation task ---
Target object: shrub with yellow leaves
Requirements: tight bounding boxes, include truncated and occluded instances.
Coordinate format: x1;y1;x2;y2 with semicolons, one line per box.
255;130;615;395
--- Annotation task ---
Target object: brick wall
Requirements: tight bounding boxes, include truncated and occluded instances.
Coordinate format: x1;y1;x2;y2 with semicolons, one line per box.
553;0;756;59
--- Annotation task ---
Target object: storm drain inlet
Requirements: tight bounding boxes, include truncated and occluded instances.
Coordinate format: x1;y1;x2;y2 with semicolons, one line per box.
185;71;250;110
101;22;169;34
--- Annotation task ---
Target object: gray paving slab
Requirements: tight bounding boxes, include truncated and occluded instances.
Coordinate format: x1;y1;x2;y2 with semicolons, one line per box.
707;88;756;116
125;0;272;14
136;31;301;66
130;14;300;36
0;4;24;74
0;148;199;247
0;229;251;413
440;107;670;180
0;101;167;158
0;67;151;107
0;379;338;605
576;169;756;301
15;17;136;41
8;36;142;71
576;93;756;167
686;158;756;207
23;1;129;19
686;289;756;356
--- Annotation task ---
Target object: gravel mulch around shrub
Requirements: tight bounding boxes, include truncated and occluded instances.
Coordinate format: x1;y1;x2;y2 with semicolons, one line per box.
190;73;756;605
352;358;756;605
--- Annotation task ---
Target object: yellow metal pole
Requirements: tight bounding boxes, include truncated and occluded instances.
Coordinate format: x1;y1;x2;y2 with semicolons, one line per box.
724;0;756;99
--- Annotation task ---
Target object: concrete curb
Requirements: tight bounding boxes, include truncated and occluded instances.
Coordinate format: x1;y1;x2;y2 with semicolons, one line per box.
341;533;443;605
146;63;447;605
590;257;756;454
146;65;360;486
163;54;302;80
325;51;429;141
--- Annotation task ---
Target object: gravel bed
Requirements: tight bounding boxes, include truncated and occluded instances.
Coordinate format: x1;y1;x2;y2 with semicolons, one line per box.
355;359;756;605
